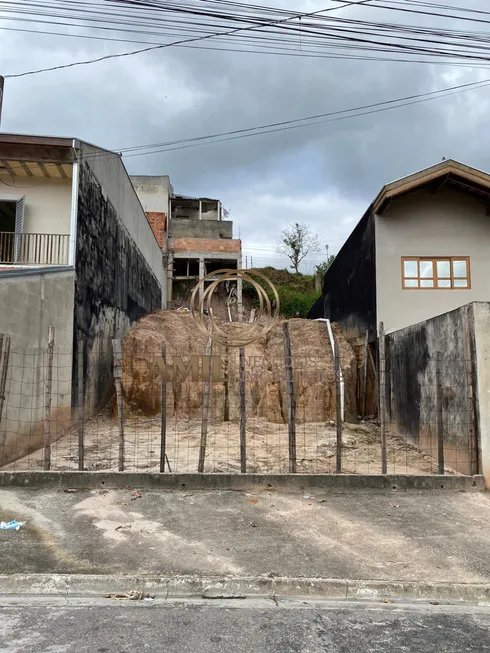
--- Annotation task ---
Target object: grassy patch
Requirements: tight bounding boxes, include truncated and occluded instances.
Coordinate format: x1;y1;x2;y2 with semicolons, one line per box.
245;266;320;318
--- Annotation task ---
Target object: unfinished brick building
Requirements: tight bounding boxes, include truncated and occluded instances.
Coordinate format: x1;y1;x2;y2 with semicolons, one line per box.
130;176;243;313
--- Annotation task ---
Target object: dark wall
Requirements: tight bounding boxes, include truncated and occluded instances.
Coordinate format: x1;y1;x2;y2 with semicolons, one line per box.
307;206;377;341
74;162;162;411
385;304;478;475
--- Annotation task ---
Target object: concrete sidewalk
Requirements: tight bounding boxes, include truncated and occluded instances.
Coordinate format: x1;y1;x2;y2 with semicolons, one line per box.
0;487;489;588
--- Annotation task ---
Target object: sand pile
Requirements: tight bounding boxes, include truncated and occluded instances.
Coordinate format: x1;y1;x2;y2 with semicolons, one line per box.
122;312;357;424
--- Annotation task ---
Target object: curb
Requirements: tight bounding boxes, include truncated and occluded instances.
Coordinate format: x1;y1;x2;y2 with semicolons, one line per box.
0;472;484;492
1;574;489;604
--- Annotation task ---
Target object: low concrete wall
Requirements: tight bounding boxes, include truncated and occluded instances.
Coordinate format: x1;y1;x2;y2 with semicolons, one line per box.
385;304;479;475
0;471;483;491
0;268;75;466
170;219;233;240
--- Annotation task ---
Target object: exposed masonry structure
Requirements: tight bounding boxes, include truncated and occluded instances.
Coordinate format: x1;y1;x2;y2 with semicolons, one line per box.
130;177;243;314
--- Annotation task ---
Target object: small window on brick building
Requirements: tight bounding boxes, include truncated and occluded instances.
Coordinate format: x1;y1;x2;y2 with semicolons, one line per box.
402;257;470;289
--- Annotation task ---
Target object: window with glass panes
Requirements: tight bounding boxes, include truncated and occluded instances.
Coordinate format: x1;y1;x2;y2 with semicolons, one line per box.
401;257;470;289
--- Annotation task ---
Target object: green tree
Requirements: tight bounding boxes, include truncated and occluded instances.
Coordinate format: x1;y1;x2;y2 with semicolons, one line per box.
277;223;321;273
315;255;335;276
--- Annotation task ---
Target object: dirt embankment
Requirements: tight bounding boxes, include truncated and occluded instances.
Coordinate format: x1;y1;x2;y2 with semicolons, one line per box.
121;311;357;424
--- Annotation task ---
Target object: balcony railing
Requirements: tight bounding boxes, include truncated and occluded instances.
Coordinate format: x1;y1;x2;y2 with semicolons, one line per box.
0;232;70;266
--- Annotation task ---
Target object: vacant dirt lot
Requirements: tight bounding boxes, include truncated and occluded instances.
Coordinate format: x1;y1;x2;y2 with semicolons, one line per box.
4;409;456;475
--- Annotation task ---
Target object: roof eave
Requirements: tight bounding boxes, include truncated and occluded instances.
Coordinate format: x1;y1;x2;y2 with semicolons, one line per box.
373;160;490;214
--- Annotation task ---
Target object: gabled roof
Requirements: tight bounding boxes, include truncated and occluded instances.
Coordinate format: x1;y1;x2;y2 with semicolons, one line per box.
373;159;490;214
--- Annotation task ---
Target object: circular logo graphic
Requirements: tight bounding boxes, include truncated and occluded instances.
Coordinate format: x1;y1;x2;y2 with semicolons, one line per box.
190;268;280;347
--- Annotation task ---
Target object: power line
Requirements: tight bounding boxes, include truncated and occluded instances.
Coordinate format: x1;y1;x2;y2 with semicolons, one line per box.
4;0;490;70
4;0;374;78
10;0;490;79
2;73;490;175
116;77;490;157
4;22;490;70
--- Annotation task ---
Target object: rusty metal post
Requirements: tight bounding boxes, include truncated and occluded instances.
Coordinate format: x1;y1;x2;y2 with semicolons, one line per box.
0;334;10;427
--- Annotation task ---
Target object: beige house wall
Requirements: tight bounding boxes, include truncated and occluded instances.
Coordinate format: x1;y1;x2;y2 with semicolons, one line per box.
130;175;171;217
376;187;490;333
0;172;72;235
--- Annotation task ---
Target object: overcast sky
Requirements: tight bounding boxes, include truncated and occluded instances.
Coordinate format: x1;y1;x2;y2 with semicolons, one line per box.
1;0;489;272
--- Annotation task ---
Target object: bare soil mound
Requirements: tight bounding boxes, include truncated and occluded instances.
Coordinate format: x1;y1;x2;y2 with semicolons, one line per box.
122;312;357;424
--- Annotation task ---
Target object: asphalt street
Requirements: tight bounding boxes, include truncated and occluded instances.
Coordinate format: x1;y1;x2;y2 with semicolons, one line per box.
1;596;489;652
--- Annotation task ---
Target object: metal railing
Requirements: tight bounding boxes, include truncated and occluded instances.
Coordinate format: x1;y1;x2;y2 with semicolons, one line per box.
0;232;70;266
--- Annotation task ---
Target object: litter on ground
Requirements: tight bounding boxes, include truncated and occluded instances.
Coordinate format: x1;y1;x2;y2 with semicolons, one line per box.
0;521;26;531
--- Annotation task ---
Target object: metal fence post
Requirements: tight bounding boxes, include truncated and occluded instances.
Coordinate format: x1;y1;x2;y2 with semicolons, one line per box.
160;343;167;473
198;339;212;473
334;340;343;473
77;339;84;471
43;326;55;471
362;330;369;417
0;334;10;427
223;341;230;422
378;322;387;475
239;346;247;473
112;339;124;472
435;350;445;474
283;322;297;473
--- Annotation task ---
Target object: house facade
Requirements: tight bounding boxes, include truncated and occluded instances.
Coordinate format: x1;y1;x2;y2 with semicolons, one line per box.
0;134;165;465
308;159;490;337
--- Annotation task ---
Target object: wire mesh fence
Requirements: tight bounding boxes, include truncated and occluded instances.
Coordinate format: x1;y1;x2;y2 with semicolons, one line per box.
0;323;479;476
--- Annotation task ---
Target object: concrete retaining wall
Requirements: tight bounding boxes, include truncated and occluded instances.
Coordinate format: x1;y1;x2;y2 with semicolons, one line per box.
75;159;163;414
385;304;480;475
81;146;166;296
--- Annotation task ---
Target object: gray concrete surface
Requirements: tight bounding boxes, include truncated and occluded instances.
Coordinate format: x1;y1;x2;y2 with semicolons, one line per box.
170;217;233;239
2;573;490;604
0;471;484;491
1;596;490;652
0;487;489;585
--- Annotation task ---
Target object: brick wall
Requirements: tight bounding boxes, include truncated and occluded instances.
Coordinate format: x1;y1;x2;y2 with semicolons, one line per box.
146;212;167;249
172;237;241;254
